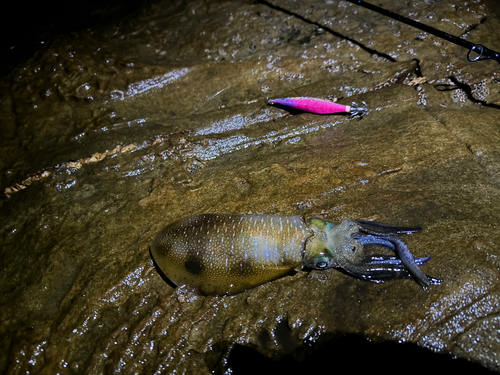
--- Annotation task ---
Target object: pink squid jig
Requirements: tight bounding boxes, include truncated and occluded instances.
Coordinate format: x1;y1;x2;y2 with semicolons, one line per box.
269;97;367;116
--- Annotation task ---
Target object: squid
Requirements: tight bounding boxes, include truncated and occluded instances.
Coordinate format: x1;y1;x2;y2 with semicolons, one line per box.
150;214;440;296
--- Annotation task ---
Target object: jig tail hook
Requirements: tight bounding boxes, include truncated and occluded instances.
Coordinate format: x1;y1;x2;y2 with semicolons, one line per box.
350;101;368;117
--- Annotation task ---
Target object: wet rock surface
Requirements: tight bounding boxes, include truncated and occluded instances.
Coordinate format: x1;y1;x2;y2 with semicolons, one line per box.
1;0;500;373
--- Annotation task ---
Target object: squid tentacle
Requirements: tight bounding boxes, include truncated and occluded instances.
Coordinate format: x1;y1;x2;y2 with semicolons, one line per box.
352;234;442;288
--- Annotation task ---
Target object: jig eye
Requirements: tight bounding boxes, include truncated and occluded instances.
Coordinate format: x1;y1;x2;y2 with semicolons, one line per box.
316;261;328;269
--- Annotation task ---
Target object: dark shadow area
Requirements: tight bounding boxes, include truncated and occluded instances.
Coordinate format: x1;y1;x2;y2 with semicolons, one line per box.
447;77;500;109
226;333;495;375
149;247;177;290
0;0;149;76
433;78;500;110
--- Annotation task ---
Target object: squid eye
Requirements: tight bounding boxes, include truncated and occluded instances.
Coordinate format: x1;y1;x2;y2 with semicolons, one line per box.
316;261;328;269
347;246;356;252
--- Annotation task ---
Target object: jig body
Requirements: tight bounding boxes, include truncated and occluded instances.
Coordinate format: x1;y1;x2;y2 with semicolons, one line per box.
269;97;367;116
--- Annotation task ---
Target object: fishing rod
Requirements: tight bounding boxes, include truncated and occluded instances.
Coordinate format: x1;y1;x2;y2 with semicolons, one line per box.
346;0;500;64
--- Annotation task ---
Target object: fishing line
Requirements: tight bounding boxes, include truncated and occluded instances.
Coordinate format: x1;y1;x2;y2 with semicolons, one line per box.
256;0;396;62
346;0;500;63
258;0;500;64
